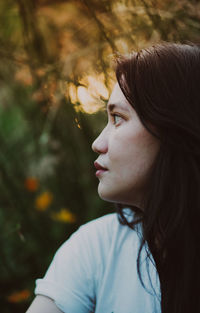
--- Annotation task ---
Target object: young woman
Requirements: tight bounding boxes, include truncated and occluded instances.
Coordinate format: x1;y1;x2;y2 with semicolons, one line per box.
26;41;200;313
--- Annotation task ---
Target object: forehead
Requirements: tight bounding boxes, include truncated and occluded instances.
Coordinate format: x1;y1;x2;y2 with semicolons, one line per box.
108;83;128;105
107;83;132;113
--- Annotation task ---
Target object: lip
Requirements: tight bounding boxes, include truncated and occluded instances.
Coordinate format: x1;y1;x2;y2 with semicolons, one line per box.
94;161;108;177
94;161;108;170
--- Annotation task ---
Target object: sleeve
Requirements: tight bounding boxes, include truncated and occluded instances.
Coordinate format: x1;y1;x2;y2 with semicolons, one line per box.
34;225;97;313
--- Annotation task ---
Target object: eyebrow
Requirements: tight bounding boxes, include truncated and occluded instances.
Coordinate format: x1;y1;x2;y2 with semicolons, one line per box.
107;102;130;113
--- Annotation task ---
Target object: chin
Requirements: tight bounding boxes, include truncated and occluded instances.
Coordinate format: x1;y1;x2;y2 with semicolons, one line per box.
97;184;124;203
97;183;143;207
98;185;115;202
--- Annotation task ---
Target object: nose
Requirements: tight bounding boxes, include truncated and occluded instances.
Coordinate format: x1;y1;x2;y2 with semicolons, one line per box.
92;127;108;154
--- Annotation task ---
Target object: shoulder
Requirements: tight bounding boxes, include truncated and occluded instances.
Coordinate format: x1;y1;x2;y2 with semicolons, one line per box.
52;213;118;257
78;213;118;236
66;213;120;244
49;211;143;279
71;212;141;259
57;213;120;257
77;211;140;237
73;212;139;246
55;212;140;264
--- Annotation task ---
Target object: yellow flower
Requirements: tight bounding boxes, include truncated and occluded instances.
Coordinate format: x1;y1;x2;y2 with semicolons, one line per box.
7;289;30;303
35;191;53;211
25;177;39;192
51;208;76;223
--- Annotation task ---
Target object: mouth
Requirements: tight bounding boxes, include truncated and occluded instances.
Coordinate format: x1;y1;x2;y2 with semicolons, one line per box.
94;161;108;177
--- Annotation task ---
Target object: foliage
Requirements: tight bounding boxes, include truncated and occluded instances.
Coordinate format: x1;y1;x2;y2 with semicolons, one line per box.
0;0;200;311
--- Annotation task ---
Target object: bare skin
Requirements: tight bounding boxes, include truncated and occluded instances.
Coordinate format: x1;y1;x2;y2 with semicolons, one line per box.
26;295;63;313
92;83;160;208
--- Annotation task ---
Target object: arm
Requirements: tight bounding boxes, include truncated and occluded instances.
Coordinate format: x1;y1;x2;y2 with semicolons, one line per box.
26;295;63;313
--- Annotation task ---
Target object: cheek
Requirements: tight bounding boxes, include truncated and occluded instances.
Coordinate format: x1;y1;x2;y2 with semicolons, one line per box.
110;127;159;174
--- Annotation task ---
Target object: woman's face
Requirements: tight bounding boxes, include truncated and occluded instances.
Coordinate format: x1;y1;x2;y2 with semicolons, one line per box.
92;83;160;207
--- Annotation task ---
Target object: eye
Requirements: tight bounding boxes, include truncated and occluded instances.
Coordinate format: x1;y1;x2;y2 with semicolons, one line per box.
110;113;123;125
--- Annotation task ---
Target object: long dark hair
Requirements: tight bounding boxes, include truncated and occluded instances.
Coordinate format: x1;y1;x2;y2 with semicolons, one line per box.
115;42;200;313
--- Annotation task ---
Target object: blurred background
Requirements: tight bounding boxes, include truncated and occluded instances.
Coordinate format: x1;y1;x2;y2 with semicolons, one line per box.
0;0;200;311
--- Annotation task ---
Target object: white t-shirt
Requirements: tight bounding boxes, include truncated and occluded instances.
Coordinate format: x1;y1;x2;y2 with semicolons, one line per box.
35;213;161;313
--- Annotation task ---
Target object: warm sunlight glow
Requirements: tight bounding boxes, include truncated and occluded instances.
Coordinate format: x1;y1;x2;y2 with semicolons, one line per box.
77;74;109;114
67;72;115;114
87;74;109;99
77;86;101;114
77;86;93;105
